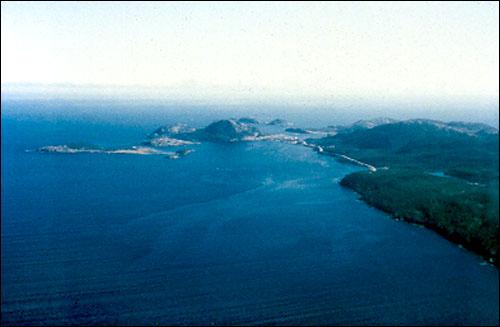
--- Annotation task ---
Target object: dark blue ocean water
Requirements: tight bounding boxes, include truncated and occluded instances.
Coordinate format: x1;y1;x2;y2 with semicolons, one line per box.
1;102;499;325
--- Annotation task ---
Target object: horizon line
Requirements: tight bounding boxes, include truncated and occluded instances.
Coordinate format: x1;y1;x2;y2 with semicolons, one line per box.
2;82;499;105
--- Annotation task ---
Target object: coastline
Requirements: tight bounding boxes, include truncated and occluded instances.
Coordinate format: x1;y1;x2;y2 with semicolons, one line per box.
33;119;499;267
343;182;497;266
312;147;497;266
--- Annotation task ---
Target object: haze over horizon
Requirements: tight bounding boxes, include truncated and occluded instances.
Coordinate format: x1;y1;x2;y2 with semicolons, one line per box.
1;2;499;107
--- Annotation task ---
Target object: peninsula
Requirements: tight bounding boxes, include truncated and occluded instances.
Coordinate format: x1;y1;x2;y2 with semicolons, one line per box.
308;118;499;263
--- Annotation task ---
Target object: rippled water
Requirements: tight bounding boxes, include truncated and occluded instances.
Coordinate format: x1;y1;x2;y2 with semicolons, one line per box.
1;105;498;325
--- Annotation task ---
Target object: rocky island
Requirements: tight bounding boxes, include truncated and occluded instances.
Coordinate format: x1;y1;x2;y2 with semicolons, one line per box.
192;119;261;142
266;118;290;126
37;145;169;155
144;119;261;144
237;117;260;124
285;127;310;134
36;145;194;159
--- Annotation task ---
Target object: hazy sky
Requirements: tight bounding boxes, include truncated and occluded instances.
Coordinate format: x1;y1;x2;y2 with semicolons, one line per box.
1;1;499;102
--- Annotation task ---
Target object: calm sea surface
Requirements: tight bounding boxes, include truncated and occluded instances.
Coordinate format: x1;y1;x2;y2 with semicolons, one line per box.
1;102;498;325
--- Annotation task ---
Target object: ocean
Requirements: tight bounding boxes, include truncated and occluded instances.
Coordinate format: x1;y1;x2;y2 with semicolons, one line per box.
1;100;498;325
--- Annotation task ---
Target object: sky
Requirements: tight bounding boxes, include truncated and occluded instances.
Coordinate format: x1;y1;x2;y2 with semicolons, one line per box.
1;1;499;104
